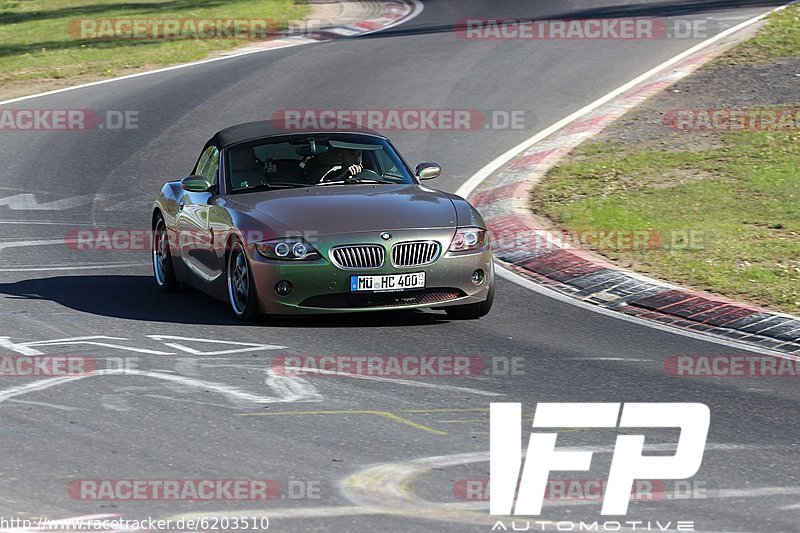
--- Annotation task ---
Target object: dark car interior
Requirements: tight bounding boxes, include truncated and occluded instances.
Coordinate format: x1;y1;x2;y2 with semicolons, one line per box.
227;138;407;192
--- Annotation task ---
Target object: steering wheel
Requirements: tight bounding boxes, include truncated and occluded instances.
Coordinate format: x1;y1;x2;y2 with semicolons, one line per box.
320;167;382;183
348;169;382;182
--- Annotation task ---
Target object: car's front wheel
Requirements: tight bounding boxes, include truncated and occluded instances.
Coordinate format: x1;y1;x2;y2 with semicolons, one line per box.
152;214;178;292
445;281;494;320
227;239;261;321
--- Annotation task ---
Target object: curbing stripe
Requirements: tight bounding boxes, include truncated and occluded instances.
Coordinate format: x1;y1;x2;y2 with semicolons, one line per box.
462;4;799;354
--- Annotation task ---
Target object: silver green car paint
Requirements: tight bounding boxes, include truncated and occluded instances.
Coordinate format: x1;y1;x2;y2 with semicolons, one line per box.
152;128;493;317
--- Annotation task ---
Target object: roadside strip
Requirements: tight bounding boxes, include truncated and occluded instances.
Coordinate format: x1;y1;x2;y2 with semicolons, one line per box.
0;1;423;107
457;3;800;355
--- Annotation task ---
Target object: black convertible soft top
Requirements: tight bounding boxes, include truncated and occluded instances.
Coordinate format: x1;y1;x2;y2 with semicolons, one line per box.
210;120;386;148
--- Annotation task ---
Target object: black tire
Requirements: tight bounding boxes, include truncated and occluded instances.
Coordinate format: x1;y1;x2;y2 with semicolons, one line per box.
445;281;494;320
226;239;261;321
152;214;178;293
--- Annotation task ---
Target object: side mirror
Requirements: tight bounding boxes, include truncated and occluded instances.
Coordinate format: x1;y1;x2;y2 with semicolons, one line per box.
415;162;441;180
181;175;212;192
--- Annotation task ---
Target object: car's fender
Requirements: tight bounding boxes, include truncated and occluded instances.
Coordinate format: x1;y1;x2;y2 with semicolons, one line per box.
152;180;182;229
440;192;487;229
222;198;299;247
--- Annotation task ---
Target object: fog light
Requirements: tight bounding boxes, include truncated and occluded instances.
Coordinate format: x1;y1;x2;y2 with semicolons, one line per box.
275;280;293;296
471;269;485;285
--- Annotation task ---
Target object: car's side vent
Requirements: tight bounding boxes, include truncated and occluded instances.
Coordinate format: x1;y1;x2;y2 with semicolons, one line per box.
331;245;385;269
391;241;440;267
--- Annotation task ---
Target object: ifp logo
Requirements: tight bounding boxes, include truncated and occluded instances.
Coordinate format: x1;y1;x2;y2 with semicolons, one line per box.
490;403;710;516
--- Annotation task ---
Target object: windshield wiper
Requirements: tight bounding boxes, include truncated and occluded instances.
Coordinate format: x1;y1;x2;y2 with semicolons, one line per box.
315;178;397;186
269;182;312;188
230;183;309;193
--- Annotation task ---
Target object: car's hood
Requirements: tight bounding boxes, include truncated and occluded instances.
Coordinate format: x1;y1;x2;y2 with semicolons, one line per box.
228;184;457;235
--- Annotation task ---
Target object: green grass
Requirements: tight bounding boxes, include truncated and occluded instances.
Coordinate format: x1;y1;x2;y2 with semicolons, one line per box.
532;6;800;313
532;126;800;313
721;3;800;63
0;0;308;86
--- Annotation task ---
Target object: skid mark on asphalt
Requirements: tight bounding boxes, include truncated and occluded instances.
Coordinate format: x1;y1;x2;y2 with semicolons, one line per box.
396;408;491;436
400;408;490;413
0;219;110;226
6;399;88;411
237;408;491;437
0;335;285;356
236;408;592;438
397;408;589;437
0;335;502;400
0;368;321;408
165;442;799;530
340;443;800;526
0;335;504;416
0;193;116;211
290;366;504;397
238;409;447;436
0;334;323;407
0;263;142;272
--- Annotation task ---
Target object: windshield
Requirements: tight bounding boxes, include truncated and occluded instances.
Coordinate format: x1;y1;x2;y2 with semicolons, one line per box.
225;134;415;193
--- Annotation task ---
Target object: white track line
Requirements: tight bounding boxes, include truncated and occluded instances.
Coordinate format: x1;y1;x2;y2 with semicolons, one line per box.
453;3;798;358
294;366;504;397
0;220;110;226
455;4;791;200
359;0;423;36
0;368;320;406
163;442;783;528
0;239;71;251
567;357;654;362
496;265;798;359
0;263;142;271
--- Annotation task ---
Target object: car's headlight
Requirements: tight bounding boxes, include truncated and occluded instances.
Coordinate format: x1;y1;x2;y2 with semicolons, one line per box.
255;238;320;260
448;227;487;252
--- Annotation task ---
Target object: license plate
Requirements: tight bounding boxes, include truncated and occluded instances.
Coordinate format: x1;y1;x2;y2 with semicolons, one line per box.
350;272;426;292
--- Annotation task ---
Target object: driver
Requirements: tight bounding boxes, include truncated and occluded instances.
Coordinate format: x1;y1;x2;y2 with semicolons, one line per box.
319;149;363;183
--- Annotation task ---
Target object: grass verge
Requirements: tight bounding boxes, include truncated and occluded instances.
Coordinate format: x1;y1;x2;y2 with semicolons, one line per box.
533;128;800;313
0;0;309;94
722;3;800;64
531;4;800;314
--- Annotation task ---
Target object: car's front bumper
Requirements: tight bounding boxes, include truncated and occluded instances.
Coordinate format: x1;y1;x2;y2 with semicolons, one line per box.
246;230;493;315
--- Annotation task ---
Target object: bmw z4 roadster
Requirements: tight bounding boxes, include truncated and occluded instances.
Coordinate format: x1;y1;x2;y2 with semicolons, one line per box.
152;121;494;321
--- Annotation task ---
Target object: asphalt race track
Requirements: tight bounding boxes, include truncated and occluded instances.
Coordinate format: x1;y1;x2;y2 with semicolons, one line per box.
0;1;798;532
